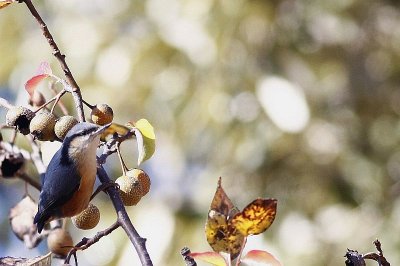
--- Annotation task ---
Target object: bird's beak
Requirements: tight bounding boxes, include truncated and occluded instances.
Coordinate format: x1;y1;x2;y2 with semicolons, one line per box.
93;123;112;136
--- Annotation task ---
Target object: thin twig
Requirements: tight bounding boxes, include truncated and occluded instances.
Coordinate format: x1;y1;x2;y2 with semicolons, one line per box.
21;0;85;122
181;247;197;266
65;221;120;264
50;89;66;114
345;240;391;266
98;129;136;164
235;236;247;266
116;143;128;174
0;97;13;109
49;82;69;115
26;135;46;175
33;90;65;114
82;99;94;109
97;165;153;266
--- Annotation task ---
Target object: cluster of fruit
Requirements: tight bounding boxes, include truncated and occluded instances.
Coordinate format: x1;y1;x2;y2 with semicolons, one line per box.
4;101;152;257
5;103;113;141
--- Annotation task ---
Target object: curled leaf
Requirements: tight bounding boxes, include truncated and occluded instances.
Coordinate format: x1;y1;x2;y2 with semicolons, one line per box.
189;252;228;266
100;123;130;140
9;196;44;248
0;0;14;10
0;253;51;266
205;178;244;258
210;177;238;216
230;198;277;236
25;62;53;96
205;210;244;259
241;250;282;266
128;119;155;165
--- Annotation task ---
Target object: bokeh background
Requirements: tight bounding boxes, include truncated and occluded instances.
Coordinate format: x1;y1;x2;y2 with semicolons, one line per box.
1;0;400;265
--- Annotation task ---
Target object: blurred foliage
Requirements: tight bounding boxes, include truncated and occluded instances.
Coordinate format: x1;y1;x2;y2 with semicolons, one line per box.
1;0;400;265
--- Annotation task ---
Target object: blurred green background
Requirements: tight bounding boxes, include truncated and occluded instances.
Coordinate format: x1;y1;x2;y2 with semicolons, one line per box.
1;0;400;265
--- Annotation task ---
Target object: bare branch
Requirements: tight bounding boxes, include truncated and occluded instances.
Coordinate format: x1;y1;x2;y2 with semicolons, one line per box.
21;0;85;122
98;130;136;164
65;222;120;264
97;165;153;266
0;97;13;109
181;247;197;266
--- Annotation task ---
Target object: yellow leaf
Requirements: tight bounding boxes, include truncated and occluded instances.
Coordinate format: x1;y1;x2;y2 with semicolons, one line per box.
131;119;156;165
205;178;244;259
205;210;244;259
209;177;238;216
100;123;130;140
0;0;13;10
229;198;277;236
135;119;155;139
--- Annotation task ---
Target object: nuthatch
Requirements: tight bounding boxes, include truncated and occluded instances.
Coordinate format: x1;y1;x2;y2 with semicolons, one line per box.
34;122;109;233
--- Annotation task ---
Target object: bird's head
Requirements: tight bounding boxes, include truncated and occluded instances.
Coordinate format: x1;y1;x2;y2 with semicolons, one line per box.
62;122;110;162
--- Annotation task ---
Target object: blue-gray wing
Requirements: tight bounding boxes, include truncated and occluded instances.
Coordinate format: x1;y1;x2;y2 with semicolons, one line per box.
34;148;81;232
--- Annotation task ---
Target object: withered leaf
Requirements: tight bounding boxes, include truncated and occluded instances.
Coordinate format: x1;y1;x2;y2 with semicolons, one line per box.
209;177;237;216
9;195;44;248
205;178;244;259
229;198;277;236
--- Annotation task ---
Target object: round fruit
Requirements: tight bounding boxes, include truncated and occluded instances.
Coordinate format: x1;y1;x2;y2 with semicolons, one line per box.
29;112;57;141
71;203;100;230
115;175;142;206
91;104;113;125
47;228;73;257
129;168;151;197
55;116;78;140
6;106;35;135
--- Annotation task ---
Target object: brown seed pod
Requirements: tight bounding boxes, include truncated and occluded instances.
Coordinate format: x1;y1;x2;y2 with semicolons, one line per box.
0;149;25;178
9;195;43;249
91;103;113;125
6;106;35;135
71;203;100;230
54;116;78;140
47;228;73;257
29;112;57;141
115;174;142;206
128;168;151;197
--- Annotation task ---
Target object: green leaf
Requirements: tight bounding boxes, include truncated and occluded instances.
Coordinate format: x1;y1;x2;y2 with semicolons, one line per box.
132;119;156;165
189;252;228;266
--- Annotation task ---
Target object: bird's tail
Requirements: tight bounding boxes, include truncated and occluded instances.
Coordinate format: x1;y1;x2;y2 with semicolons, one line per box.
34;212;47;233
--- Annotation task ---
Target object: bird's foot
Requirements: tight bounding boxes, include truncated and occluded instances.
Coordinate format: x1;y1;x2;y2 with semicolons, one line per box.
90;182;120;201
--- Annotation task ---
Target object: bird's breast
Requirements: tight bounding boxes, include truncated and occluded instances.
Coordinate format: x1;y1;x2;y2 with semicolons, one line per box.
61;151;97;217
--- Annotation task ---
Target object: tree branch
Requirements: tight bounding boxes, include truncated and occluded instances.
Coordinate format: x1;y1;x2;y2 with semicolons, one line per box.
19;2;153;265
345;240;390;266
96;165;153;266
21;0;85;122
65;221;120;264
181;247;197;266
98;129;136;164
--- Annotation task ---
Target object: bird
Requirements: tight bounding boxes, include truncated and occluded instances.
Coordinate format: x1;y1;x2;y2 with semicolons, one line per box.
34;122;109;233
